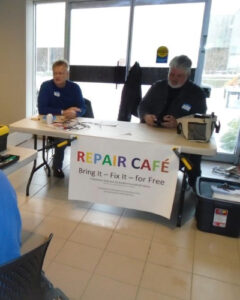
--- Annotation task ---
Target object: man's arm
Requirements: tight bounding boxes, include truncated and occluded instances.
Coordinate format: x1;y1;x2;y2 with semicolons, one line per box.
63;85;86;119
138;81;167;126
138;86;156;122
74;85;86;117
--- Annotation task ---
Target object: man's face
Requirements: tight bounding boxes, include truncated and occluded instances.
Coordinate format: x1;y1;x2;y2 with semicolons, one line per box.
53;65;68;88
168;67;188;88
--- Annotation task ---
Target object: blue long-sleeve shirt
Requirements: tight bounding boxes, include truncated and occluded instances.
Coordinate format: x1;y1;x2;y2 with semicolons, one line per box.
38;79;86;117
0;171;21;265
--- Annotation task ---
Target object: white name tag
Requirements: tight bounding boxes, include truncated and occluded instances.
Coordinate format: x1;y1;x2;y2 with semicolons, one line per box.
54;91;60;97
181;103;191;111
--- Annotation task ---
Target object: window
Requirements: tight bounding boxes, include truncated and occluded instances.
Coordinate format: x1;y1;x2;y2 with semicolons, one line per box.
34;2;65;113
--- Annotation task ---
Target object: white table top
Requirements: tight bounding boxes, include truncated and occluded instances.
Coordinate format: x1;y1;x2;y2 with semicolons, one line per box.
1;145;37;176
10;117;217;156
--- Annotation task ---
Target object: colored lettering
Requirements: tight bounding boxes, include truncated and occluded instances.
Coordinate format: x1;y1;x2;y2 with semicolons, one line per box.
77;151;85;162
131;158;140;169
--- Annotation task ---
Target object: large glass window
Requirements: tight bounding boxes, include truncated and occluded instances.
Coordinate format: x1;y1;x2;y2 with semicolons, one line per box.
70;6;129;66
131;2;204;97
131;3;204;68
201;0;240;162
35;2;65;113
34;0;240;163
70;5;130;120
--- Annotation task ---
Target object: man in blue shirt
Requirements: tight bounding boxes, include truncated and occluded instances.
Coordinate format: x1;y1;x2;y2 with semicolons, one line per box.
38;59;86;178
0;170;21;265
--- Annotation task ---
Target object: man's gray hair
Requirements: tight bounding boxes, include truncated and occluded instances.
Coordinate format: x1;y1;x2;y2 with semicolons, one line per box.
169;55;192;75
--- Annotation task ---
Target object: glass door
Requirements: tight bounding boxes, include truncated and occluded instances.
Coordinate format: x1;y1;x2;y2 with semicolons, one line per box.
68;0;207;121
131;1;205;107
69;1;131;121
201;0;240;163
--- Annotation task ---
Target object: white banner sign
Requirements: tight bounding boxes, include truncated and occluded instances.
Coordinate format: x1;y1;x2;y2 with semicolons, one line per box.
69;136;179;219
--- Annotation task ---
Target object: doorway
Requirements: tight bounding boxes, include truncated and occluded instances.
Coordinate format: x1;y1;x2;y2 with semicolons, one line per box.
68;0;206;121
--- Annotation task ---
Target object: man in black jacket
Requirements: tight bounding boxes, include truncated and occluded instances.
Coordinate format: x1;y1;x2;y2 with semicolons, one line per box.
138;55;207;188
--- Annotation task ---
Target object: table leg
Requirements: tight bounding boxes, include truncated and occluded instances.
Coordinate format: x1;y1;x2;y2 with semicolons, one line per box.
176;169;187;227
26;134;38;196
26;135;52;196
42;136;51;177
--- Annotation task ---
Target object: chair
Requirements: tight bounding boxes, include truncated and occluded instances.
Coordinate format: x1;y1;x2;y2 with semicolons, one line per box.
83;98;94;118
0;233;67;300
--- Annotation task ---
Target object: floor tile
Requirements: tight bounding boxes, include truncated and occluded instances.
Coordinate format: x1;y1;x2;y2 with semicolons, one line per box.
82;274;137;300
148;241;193;272
95;251;145;286
69;223;113;249
34;216;78;239
16;182;43;198
107;232;151;260
192;274;240;300
195;230;239;263
48;201;88;222
17;194;28;206
116;209;156;240
137;288;181;300
20;209;45;231
46;261;92;300
193;249;240;284
21;197;57;215
36;185;69;203
54;240;103;272
91;203;124;214
140;263;191;300
153;221;195;250
82;209;121;229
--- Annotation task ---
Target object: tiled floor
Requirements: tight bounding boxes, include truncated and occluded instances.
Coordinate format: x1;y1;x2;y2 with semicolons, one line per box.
7;144;240;300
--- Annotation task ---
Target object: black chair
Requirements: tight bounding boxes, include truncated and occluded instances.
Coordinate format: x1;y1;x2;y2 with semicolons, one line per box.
0;233;68;300
83;98;94;118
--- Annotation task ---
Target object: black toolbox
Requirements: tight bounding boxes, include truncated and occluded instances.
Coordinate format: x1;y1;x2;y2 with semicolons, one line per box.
0;125;9;152
195;177;240;237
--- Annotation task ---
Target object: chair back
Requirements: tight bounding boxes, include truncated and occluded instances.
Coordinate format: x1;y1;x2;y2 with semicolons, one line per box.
0;233;53;300
83;98;94;118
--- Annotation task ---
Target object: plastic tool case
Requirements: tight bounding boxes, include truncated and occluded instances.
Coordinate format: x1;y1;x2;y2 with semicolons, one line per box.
196;177;240;237
0;125;9;152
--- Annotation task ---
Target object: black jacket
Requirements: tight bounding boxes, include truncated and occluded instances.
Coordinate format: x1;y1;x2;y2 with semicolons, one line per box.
118;62;142;121
138;79;206;122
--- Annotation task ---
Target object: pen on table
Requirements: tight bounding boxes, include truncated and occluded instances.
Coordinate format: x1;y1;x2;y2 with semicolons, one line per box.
172;148;192;171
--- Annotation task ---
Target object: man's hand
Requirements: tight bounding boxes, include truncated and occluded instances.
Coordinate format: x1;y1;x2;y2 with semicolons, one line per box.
161;115;177;128
62;107;81;119
143;114;157;126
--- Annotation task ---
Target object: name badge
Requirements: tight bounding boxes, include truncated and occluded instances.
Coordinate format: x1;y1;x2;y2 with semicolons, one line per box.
181;103;191;111
54;91;60;97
